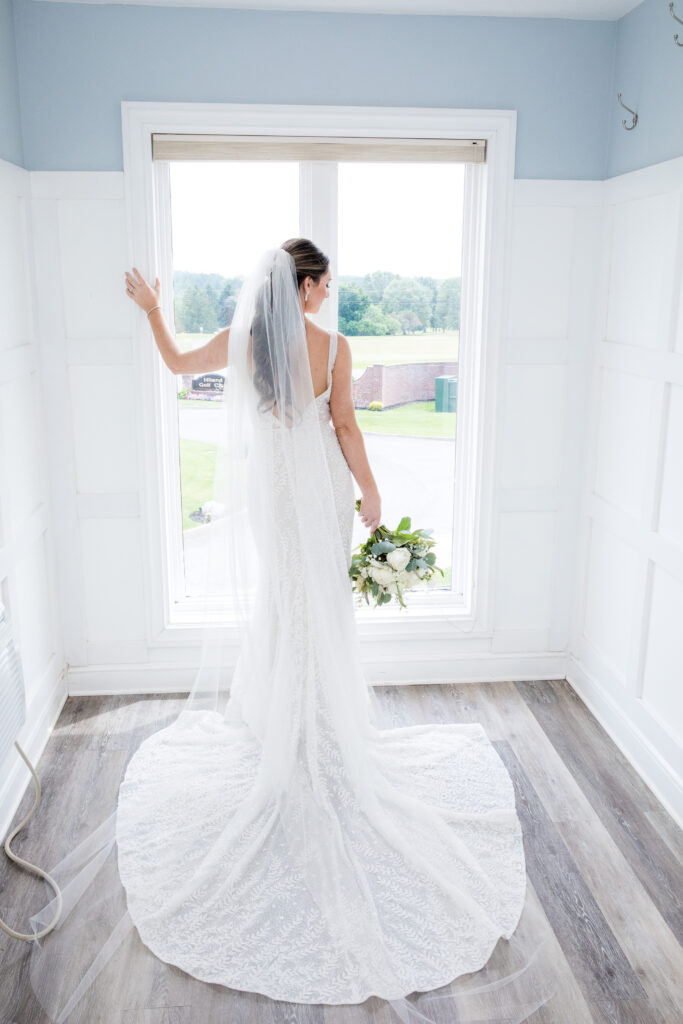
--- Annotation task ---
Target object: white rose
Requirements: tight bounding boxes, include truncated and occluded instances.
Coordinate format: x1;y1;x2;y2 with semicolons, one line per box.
386;547;410;572
369;565;394;587
398;569;420;588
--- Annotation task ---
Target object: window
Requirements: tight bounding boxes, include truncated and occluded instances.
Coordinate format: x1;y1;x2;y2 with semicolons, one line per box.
123;103;516;637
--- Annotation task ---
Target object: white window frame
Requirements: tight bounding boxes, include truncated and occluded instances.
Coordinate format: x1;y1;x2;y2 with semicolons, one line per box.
121;101;516;648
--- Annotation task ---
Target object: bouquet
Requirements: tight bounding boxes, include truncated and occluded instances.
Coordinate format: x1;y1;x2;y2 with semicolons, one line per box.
349;498;445;610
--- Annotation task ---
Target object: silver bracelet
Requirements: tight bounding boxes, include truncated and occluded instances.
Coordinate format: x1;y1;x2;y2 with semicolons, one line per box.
146;305;161;318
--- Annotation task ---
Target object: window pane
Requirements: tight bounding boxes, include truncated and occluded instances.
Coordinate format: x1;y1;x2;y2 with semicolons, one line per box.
338;162;465;604
168;161;299;597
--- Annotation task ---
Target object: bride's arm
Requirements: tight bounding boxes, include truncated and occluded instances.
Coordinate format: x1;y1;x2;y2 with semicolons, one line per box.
148;309;229;375
330;333;382;532
173;324;229;374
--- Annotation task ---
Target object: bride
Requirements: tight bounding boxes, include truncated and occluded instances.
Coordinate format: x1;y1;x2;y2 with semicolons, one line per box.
7;241;556;1024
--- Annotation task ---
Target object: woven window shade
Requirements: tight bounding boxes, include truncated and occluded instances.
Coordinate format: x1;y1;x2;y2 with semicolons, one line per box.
151;133;486;163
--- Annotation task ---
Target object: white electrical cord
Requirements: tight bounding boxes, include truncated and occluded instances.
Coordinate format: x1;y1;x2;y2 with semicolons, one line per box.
0;739;63;941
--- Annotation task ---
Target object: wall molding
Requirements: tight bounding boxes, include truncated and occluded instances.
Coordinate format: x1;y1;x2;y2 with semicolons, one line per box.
567;652;682;830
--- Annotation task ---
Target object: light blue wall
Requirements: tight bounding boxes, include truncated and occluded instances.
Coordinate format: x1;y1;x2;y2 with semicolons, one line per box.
9;1;681;180
12;0;615;179
0;0;23;167
607;0;683;177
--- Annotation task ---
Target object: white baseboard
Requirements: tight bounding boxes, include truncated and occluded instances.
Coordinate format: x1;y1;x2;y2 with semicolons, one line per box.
567;654;682;830
66;650;569;695
0;655;68;841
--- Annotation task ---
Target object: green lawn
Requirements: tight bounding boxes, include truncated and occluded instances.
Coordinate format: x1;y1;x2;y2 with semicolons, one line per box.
346;332;458;371
356;401;455;438
179;437;219;531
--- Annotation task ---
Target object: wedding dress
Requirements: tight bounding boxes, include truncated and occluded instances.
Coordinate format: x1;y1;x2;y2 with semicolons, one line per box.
4;249;556;1024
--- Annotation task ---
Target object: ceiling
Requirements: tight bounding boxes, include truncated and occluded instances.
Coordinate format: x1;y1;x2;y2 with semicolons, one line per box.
39;0;644;21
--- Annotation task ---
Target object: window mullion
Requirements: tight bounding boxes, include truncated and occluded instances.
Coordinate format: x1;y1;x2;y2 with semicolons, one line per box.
300;161;338;332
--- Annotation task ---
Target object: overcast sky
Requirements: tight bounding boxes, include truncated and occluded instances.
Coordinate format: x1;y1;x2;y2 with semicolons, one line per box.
168;161;465;282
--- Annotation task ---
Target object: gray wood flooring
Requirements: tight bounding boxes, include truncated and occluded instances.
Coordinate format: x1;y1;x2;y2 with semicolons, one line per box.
0;680;681;1023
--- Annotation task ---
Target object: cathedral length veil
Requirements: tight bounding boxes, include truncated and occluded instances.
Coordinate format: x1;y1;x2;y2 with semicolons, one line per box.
2;247;558;1023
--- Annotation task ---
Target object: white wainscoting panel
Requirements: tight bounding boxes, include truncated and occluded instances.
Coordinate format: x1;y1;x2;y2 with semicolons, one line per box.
493;510;557;633
506;204;575;341
69;364;140;494
80;517;146;644
494;181;603;657
0;157;67;839
568;155;683;827
498;364;567;489
57;198;130;340
593;365;656;521
581;516;640;685
605;191;680;351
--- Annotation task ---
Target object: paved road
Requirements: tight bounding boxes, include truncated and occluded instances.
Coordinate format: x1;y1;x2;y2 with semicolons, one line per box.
180;406;454;592
357;431;454;562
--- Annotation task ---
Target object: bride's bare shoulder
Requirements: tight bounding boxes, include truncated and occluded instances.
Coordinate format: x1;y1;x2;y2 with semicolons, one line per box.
335;330;351;357
304;322;349;359
305;320;332;344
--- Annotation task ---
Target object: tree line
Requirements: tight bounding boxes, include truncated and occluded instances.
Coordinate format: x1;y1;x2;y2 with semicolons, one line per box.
173;269;461;336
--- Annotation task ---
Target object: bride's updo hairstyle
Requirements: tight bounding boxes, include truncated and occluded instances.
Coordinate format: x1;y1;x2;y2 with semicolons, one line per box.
250;238;329;413
279;237;330;291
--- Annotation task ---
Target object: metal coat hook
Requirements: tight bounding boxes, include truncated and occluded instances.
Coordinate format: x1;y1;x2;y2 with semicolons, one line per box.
670;2;683;46
617;93;638;130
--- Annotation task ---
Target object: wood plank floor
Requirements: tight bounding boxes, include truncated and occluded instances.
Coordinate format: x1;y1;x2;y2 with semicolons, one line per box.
0;680;681;1023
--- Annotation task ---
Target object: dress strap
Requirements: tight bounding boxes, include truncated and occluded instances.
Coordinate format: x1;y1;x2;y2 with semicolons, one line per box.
327;331;337;386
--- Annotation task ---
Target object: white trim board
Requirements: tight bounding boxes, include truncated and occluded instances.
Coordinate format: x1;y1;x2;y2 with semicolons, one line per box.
39;0;642;20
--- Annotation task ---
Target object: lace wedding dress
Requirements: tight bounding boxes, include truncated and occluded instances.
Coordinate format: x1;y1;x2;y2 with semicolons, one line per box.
113;329;528;1005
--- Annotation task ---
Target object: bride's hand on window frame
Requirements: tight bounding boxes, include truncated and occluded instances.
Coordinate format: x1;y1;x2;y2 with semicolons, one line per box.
124;267;160;314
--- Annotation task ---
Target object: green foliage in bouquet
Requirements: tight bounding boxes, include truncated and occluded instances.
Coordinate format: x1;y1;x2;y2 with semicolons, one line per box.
348;498;445;610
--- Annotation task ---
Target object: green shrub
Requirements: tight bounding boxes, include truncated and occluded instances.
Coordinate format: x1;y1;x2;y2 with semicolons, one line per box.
368;400;384;412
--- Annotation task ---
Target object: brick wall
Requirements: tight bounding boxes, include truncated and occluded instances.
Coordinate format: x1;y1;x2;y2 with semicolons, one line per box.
352;362;459;409
180;362;459;409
